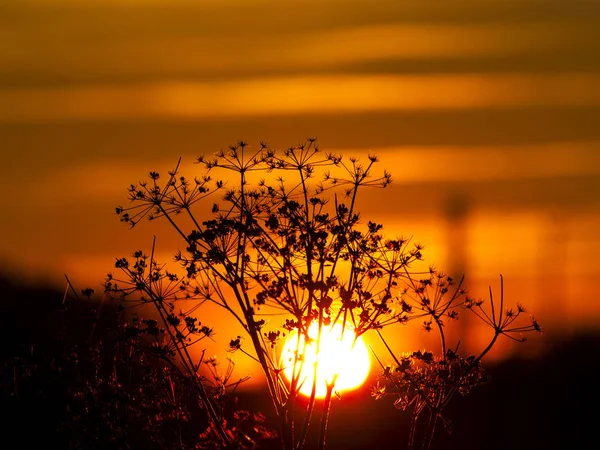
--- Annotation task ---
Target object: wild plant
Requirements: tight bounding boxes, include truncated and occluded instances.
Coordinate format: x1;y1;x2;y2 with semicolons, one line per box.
108;139;541;449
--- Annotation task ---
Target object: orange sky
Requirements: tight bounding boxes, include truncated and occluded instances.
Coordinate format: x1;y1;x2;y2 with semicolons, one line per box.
1;0;599;376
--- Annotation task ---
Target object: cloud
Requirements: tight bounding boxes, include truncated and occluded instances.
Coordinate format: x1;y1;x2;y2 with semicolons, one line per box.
1;73;599;122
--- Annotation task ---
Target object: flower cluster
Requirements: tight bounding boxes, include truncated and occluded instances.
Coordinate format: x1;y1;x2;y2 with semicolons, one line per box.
111;139;541;450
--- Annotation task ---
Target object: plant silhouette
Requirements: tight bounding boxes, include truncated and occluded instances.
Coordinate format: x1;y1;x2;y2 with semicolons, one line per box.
101;139;542;449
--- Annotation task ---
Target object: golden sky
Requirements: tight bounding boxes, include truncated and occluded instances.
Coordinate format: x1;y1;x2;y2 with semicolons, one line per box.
1;0;600;365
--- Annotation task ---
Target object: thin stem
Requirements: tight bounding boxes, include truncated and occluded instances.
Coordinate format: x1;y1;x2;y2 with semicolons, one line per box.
408;410;419;450
318;381;336;450
475;330;501;363
422;409;439;450
434;315;446;357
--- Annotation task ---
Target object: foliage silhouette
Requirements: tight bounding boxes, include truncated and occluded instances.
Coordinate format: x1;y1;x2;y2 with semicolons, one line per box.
103;139;542;449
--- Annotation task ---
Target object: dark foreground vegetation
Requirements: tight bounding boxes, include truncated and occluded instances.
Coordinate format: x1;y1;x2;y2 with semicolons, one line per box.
0;275;593;449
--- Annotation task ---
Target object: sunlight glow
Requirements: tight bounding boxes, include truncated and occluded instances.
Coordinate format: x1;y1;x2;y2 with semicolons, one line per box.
281;322;370;398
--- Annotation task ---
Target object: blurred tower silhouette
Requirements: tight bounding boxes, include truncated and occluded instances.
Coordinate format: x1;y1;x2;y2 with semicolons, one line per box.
539;211;569;335
444;190;471;353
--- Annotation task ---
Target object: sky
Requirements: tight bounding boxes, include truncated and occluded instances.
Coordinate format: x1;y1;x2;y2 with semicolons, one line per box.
1;0;600;372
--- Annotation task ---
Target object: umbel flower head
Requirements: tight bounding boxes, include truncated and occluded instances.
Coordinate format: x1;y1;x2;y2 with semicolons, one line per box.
109;139;541;450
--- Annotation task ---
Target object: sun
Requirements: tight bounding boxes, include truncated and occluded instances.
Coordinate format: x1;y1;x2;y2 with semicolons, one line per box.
281;321;371;398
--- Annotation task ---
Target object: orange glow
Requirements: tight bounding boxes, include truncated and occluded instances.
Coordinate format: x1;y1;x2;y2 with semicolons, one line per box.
2;74;600;122
281;322;371;398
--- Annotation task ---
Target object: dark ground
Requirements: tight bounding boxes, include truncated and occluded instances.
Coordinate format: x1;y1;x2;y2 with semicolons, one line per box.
0;275;595;449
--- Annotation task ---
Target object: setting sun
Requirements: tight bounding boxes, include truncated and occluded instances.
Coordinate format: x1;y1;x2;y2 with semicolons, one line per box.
281;322;371;398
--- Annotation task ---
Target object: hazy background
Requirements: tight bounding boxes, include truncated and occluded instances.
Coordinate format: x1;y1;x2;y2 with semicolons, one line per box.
1;0;600;380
